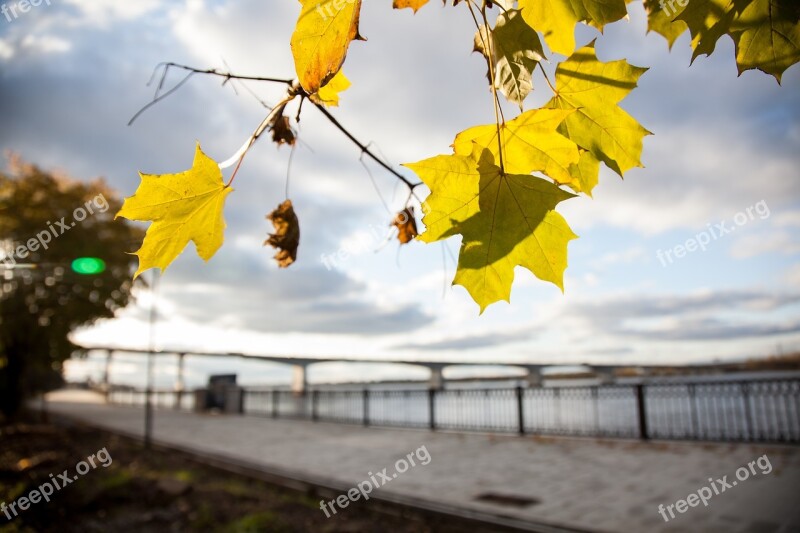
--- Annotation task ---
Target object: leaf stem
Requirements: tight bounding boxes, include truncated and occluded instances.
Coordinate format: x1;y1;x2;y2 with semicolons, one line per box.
223;91;299;187
538;63;557;95
478;0;506;175
468;0;506;175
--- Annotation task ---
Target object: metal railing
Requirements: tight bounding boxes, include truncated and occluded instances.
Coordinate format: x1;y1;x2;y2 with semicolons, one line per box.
107;387;195;412
107;378;800;444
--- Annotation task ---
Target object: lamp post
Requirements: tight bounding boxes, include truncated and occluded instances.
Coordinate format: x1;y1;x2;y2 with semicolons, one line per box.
4;258;161;447
143;270;159;449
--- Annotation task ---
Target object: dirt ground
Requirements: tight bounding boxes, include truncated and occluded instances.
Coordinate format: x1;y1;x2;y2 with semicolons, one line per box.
0;416;513;533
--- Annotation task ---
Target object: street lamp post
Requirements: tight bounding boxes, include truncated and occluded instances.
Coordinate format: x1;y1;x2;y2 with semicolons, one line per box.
143;270;159;449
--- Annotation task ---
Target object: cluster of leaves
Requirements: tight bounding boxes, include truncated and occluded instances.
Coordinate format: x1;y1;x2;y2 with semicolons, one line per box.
118;0;799;312
0;158;142;416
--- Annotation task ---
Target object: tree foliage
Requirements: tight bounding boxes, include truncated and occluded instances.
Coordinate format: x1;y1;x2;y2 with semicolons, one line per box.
119;0;800;312
0;158;142;417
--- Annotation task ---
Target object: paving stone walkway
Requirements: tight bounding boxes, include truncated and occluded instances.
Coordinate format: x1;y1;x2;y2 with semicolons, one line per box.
44;390;800;532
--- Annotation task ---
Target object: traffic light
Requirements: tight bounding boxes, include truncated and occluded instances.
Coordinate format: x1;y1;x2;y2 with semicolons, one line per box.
71;257;106;275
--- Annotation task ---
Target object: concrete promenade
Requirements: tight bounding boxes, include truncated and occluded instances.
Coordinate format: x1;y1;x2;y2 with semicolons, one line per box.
43;390;800;532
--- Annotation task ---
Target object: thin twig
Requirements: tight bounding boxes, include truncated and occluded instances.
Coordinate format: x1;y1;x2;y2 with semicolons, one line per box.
129;71;195;126
157;62;294;85
130;62;423;194
539;62;557;95
476;1;506;174
285;137;298;200
359;154;392;214
309;100;421;191
129;62;293;125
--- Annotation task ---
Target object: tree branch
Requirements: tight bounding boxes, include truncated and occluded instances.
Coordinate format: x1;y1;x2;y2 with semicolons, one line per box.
152;62;295;86
129;62;423;194
309;100;421;191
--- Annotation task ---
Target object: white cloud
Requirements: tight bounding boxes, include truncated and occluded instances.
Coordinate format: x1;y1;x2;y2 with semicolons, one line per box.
62;0;161;26
775;211;800;228
730;231;800;259
0;39;12;60
20;34;71;54
786;265;800;288
592;246;647;268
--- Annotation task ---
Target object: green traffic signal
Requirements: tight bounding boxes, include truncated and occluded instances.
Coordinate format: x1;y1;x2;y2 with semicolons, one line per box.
71;257;106;275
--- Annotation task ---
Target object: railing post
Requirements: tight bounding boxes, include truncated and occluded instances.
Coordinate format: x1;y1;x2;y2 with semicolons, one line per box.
554;387;561;428
636;384;649;440
271;389;278;419
298;390;307;419
102;349;113;402
742;382;754;440
688;383;698;439
312;390;318;422
363;389;370;427
516;386;525;435
428;388;436;431
174;353;185;410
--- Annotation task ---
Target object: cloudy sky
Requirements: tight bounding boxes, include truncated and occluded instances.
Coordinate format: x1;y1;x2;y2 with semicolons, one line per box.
2;0;799;387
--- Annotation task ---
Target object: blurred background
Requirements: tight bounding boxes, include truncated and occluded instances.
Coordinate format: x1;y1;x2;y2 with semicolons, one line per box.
1;2;800;532
1;0;799;391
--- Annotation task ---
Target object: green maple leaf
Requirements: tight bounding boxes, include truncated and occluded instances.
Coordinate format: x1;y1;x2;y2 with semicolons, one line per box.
643;0;689;49
518;0;628;56
474;9;546;108
405;150;577;312
544;42;651;183
676;0;800;82
731;0;800;81
676;0;742;60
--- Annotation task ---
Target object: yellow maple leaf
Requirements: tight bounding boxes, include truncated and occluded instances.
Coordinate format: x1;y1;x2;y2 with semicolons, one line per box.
566;149;601;196
544;42;651;178
393;0;429;12
518;0;628;56
116;143;233;279
453;108;580;184
310;71;351;107
405;149;577;312
291;0;363;94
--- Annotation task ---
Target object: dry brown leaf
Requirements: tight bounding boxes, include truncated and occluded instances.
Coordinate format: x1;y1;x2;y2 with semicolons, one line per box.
265;200;300;268
392;207;418;244
271;116;296;147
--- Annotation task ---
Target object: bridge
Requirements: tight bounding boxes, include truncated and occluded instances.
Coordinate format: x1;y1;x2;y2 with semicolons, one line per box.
77;345;732;394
